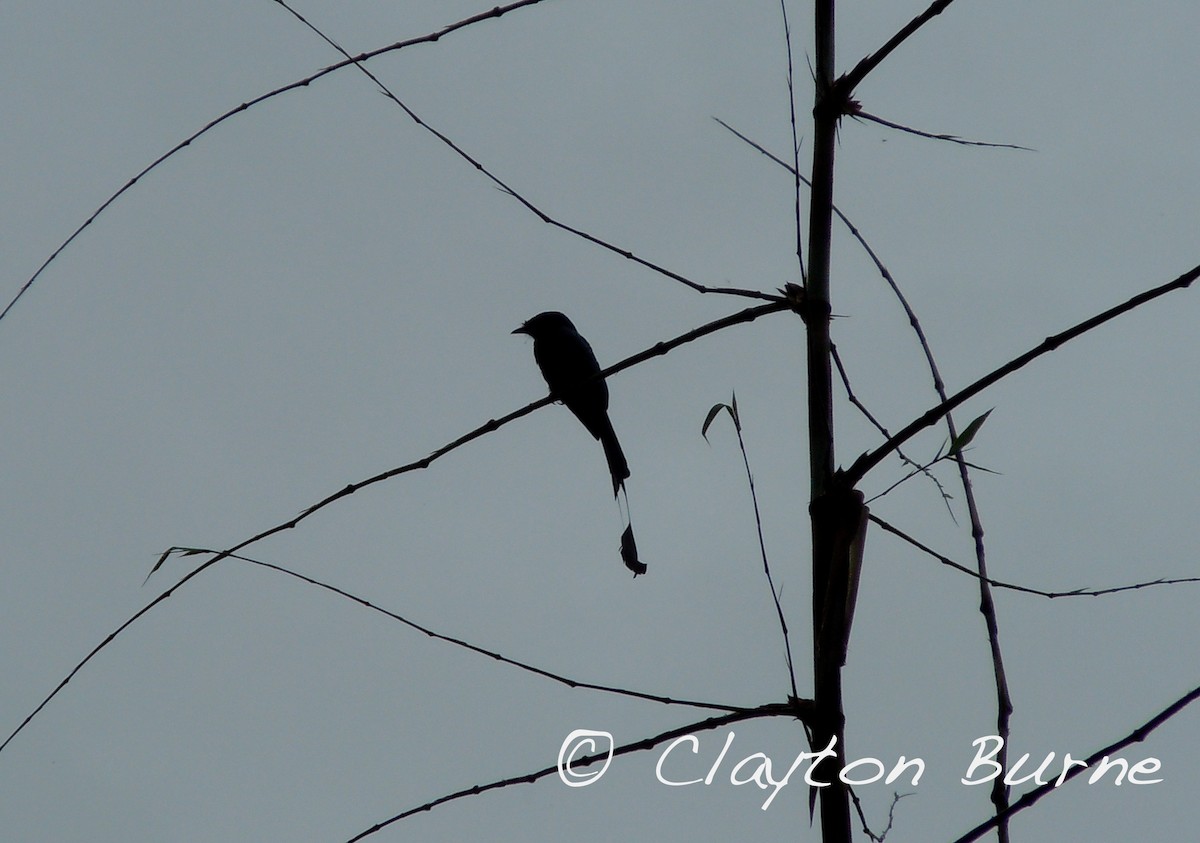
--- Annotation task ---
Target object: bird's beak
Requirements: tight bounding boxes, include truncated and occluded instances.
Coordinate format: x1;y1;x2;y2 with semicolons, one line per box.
512;323;529;336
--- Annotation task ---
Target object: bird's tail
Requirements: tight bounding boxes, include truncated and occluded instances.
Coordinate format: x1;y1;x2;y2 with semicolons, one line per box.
596;415;630;496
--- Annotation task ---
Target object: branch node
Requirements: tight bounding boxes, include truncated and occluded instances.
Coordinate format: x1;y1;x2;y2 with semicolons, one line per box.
814;74;860;121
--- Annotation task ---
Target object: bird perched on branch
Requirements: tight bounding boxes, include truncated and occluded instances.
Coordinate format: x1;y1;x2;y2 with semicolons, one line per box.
513;311;629;495
514;311;645;576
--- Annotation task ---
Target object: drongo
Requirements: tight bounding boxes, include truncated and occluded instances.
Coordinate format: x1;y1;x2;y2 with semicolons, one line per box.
513;311;630;496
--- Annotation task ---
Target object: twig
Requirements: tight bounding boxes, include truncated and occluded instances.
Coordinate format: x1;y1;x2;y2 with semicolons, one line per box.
284;302;788;521
272;0;774;302
839;0;960;94
0;301;790;756
850;788;913;842
870;515;1200;598
949;683;1200;843
831;343;955;518
780;0;806;284
865;450;950;504
178;547;748;712
1;0;555;325
344;701;801;841
703;396;800;701
714;119;972;450
854;111;1032;151
844;263;1200;484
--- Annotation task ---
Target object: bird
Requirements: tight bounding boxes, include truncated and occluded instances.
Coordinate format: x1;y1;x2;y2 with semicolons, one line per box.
513;311;630;496
514;312;645;576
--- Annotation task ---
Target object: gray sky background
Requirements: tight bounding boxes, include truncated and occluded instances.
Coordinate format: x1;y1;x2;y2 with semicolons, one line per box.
3;1;1198;840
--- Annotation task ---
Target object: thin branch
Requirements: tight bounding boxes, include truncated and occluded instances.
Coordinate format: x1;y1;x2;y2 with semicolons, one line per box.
197;547;751;712
272;0;773;302
344;701;801;842
739;424;800;701
498;186;775;299
715;119;966;388
864;450;950;504
716;116;801;174
974;588;1011;827
948;683;1200;843
850;788;913;843
288;300;789;522
839;0;959;94
870;515;1200;598
0;301;790;756
830;343;956;518
708;397;800;701
780;0;806;284
1;0;555;326
854;111;1033;151
715;121;1007;469
954;451;1011;837
844;263;1200;485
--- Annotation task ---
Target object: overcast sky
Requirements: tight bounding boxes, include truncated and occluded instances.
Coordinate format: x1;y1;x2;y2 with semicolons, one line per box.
3;1;1199;841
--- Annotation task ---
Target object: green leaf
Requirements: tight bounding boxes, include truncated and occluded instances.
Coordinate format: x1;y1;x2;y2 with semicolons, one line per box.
701;403;731;441
143;546;215;586
143;547;175;585
960;459;1001;475
949;409;994;455
702;392;742;441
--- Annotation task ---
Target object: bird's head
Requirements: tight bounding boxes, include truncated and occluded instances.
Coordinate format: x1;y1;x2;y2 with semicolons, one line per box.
512;311;575;338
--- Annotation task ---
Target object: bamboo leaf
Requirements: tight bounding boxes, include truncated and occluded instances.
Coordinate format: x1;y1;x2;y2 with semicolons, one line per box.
949;409;993;455
701;402;731;441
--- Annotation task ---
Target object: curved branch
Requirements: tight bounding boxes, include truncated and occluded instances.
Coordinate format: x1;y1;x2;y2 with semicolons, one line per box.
1;0;555;325
212;547;752;712
274;0;772;301
0;301;790;756
949;683;1200;843
871;515;1200;598
344;701;801;842
844;263;1200;485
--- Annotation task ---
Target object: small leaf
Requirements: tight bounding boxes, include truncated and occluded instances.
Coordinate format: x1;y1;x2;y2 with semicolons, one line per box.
702;392;742;441
143;546;215;586
701;403;731;441
143;547;177;585
949;409;993;455
960;459;1001;475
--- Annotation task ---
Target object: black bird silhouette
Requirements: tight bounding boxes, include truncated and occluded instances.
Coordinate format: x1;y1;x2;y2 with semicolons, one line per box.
513;311;630;496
